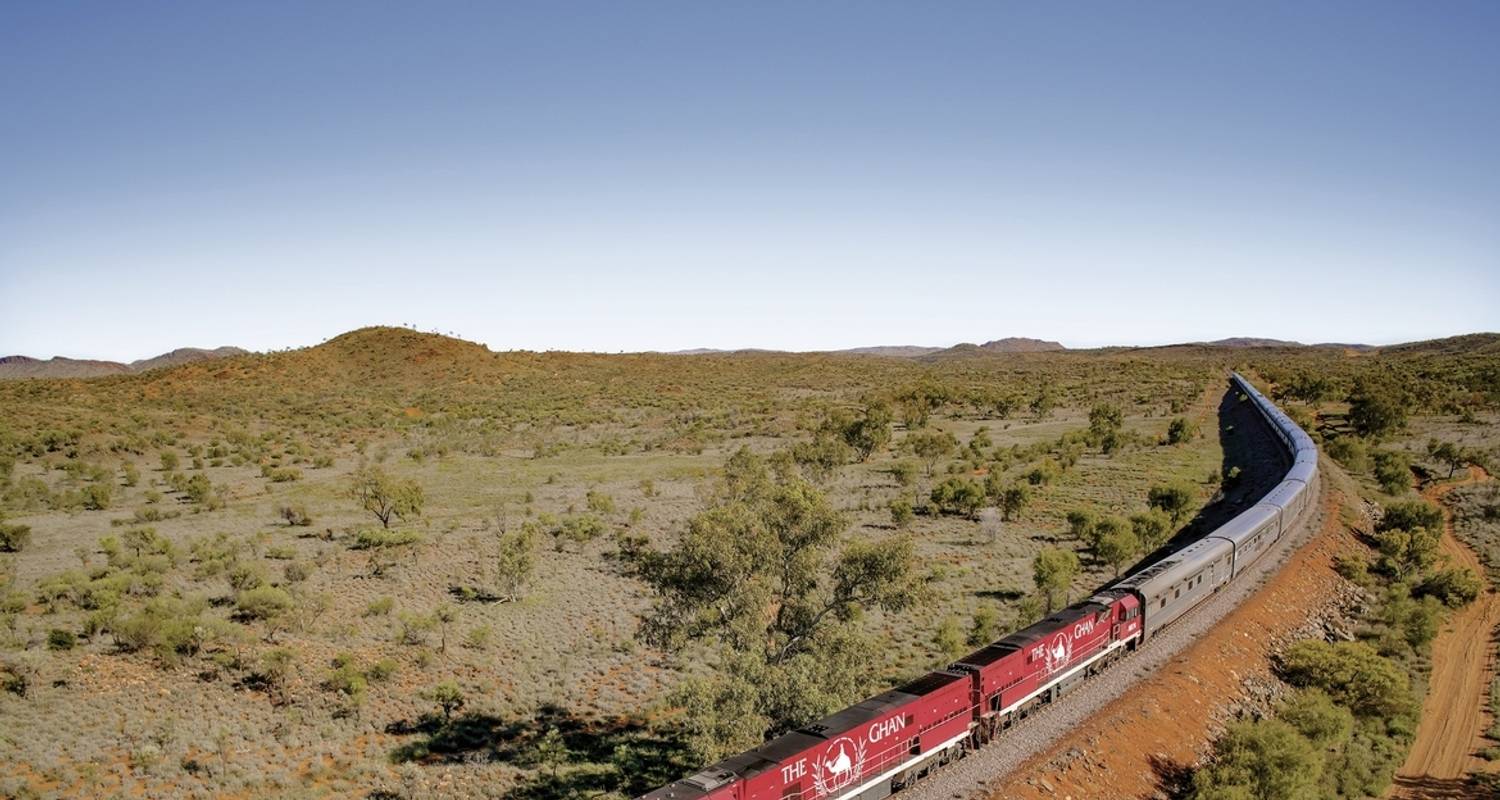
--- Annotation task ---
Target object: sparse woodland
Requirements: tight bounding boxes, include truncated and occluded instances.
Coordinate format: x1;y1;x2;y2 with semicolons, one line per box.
0;327;1497;799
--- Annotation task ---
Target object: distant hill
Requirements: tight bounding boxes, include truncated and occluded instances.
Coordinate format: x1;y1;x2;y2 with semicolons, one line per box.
128;347;250;372
838;345;944;358
1190;337;1374;351
1199;337;1305;348
0;355;130;380
0;346;248;380
978;337;1066;352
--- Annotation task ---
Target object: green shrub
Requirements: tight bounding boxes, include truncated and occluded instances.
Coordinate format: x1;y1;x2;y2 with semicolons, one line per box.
1415;567;1482;608
1188;719;1322;800
364;596;395;617
47;628;77;651
1147;481;1196;524
1325;436;1369;473
352;528;421;549
586;490;616;514
888;498;913;528
930;477;985;517
1279;640;1414;719
367;657;398;682
235;586;294;621
0;521;30;553
1167;416;1197;445
1372;450;1412;495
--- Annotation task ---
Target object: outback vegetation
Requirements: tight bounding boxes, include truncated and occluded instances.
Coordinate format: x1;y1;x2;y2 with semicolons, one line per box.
0;327;1497;799
1182;337;1500;799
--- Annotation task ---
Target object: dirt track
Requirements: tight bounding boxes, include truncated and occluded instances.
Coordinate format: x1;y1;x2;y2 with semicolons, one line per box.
1389;465;1500;799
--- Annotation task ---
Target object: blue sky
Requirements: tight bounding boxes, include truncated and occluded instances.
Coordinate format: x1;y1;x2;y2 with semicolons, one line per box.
2;2;1497;359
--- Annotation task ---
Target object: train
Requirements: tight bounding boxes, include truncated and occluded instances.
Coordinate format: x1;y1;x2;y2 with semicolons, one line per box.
639;373;1319;800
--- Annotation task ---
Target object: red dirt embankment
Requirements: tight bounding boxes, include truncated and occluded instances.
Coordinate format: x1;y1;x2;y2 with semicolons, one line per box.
1389;465;1500;799
989;471;1359;800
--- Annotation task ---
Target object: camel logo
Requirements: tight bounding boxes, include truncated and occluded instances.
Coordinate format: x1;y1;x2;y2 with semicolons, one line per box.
810;736;866;797
1042;630;1073;676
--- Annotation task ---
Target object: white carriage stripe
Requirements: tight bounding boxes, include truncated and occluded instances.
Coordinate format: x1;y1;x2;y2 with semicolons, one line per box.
822;729;972;800
995;635;1136;718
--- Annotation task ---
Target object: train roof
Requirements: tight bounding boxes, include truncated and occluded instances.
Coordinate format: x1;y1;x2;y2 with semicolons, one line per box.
641;749;776;800
800;671;963;737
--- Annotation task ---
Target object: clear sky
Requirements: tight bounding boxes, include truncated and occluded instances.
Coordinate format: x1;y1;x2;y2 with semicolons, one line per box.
2;2;1497;359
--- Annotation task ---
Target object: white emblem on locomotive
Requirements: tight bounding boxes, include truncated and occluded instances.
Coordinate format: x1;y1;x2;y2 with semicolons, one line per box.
1042;631;1073;675
811;736;866;797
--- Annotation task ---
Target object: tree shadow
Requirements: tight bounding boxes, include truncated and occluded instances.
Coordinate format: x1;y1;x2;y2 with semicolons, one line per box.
1388;773;1498;799
1108;381;1292;582
447;584;507;603
977;588;1027;602
386;703;693;799
1147;752;1193;799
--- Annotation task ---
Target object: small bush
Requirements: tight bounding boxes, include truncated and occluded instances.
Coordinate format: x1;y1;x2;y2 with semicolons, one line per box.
278;505;313;527
1167;416;1197;445
364;596;395;617
47;629;77;651
1416;567;1482;608
236;586;294;621
889;498;914;528
0;521;31;553
352;528;420;550
367;657;398;682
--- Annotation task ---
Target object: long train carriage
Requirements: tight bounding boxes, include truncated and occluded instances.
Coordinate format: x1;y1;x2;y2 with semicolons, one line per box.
637;373;1318;800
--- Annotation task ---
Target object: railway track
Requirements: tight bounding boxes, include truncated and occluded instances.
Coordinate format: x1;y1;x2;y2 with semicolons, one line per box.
639;375;1319;800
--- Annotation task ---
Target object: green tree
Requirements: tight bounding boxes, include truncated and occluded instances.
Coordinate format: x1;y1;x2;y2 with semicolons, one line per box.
236;586;294;640
495;524;538;601
1029;389;1056;419
259;648;295;705
1372;450;1412;495
888;498;913;528
638;448;923;755
1129;508;1174;552
1065;509;1096;541
1427;439;1468;479
1167;416;1198;445
435;604;459;654
842;402;893;462
1415;566;1481;608
930;477;985;518
1032;548;1080;612
968;604;1002;646
932;616;965;661
1188;719;1323;800
1148;481;1197;525
1095;522;1140;577
349;467;424;529
907;430;958;476
999;484;1031;522
1088;403;1124;449
1279;640;1414;719
1372;499;1444;579
1347;380;1409;439
1278;689;1353;749
426;681;465;722
534;726;568;778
